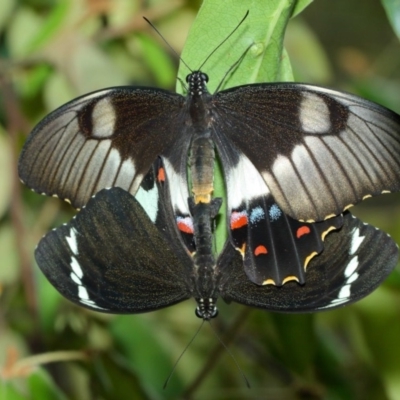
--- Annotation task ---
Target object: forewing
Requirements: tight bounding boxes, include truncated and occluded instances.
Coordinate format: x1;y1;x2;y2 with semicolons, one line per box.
218;212;398;312
213;83;400;221
35;187;193;313
19;87;187;208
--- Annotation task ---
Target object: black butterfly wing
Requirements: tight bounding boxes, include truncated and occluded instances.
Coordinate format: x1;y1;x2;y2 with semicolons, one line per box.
212;83;400;221
35;186;194;313
229;192;343;286
218;212;398;312
19;87;189;209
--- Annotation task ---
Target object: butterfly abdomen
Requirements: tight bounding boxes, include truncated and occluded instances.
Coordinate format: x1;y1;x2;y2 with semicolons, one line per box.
189;135;215;204
190;199;221;296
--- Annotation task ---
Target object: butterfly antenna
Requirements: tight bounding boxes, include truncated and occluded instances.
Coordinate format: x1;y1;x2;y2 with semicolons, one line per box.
208;321;251;388
214;43;253;93
143;17;193;73
177;76;188;92
198;10;249;71
163;320;205;389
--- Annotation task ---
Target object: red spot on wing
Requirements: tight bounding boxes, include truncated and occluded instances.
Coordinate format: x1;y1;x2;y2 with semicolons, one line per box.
230;211;248;230
177;217;194;234
297;226;311;239
254;245;268;256
157;167;165;182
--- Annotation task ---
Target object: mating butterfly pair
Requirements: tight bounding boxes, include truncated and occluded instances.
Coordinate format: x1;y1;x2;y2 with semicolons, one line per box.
19;53;400;319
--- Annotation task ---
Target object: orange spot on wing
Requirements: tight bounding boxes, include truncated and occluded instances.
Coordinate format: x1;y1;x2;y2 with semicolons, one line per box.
254;245;268;256
157;167;165;182
230;211;248;230
177;220;193;234
297;226;311;239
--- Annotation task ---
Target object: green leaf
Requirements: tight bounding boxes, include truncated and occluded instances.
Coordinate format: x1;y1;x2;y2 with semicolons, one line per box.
271;314;316;376
28;369;69;400
90;353;151;400
292;0;314;17
36;267;64;334
382;0;400;39
177;0;298;93
356;288;400;400
110;315;185;399
0;381;28;400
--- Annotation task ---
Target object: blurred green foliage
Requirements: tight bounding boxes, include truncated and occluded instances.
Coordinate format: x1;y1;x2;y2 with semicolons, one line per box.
1;0;400;399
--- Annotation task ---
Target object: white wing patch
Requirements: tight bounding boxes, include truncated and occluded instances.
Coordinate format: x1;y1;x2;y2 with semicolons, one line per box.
162;158;190;215
91;97;116;139
94;147;121;192
324;257;360;308
70;255;83;279
226;153;269;210
114;158;136;189
78;286;91;301
344;256;359;278
66;227;79;255
349;227;365;255
299;92;331;134
67;240;106;310
136;182;159;223
321;225;368;309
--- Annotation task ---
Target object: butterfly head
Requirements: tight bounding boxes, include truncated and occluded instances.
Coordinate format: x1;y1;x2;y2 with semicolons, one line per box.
186;71;209;96
195;297;218;320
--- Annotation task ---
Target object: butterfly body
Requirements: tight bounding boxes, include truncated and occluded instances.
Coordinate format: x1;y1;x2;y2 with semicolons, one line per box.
190;199;222;319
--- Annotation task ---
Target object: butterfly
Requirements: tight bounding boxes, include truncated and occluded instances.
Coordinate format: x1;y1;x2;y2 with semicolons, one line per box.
19;67;400;292
18;15;400;316
34;160;398;318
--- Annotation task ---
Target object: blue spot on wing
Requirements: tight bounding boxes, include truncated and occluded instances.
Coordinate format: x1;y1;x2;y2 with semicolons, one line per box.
269;204;282;221
250;206;265;224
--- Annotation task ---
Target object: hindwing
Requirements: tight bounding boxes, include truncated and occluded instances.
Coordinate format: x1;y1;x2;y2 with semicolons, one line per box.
218;212;398;311
229;193;343;286
35;165;194;313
